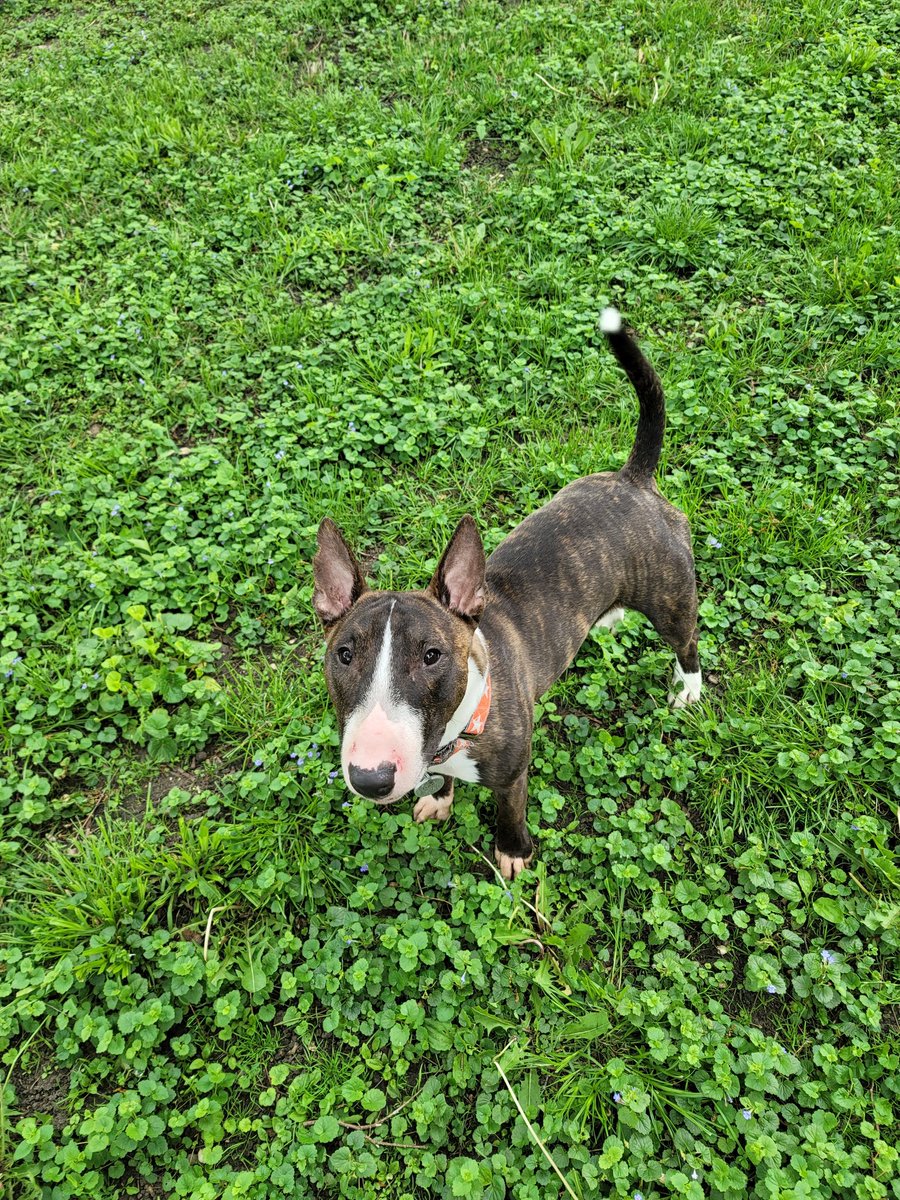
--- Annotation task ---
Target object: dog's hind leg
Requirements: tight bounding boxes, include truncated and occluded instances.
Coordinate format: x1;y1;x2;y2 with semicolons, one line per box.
640;589;702;707
668;630;702;708
594;605;625;632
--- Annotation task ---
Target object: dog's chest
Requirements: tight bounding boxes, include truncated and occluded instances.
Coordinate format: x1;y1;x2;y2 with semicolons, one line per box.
437;744;481;783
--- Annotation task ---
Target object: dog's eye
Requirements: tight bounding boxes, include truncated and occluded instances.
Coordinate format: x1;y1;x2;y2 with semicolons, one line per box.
337;646;353;666
423;648;442;666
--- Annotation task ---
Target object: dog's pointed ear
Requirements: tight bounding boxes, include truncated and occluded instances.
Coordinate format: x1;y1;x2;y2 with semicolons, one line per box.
428;515;486;621
313;519;368;626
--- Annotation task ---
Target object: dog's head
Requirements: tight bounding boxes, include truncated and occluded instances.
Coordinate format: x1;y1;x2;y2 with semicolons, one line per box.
312;516;487;803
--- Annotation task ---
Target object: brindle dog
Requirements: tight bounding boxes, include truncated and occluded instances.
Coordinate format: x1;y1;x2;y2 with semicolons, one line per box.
312;309;700;879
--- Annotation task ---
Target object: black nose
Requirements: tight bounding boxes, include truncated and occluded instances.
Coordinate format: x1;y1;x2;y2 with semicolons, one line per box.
348;762;396;800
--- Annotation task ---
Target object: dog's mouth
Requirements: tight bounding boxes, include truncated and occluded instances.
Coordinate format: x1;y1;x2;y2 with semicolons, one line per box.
341;755;429;806
344;778;423;806
370;791;409;806
358;752;447;805
339;699;429;804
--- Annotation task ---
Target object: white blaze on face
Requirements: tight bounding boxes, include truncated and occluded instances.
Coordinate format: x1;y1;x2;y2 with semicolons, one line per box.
342;602;425;803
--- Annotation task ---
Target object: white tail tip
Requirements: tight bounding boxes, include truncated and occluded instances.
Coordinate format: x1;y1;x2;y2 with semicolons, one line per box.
599;307;622;334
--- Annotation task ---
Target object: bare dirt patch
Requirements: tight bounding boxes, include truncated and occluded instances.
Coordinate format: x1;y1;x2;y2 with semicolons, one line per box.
10;1060;71;1130
115;767;209;820
463;138;517;175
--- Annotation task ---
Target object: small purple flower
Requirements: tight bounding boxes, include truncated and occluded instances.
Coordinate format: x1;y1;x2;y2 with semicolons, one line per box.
110;504;121;517
851;823;859;831
359;863;369;874
289;751;298;759
348;422;356;432
275;449;285;461
706;534;723;549
341;800;351;808
329;771;339;781
741;1108;752;1120
821;949;836;965
634;1193;644;1200
766;984;778;994
253;757;263;767
612;1092;622;1103
841;671;849;680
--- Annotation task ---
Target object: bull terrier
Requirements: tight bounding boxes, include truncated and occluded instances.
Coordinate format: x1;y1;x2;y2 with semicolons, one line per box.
312;309;701;880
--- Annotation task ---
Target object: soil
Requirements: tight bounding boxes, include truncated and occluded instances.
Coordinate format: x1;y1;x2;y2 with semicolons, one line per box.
9;1059;71;1130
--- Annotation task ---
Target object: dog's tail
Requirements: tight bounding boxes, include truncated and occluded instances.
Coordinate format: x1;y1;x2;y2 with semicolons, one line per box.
600;307;665;485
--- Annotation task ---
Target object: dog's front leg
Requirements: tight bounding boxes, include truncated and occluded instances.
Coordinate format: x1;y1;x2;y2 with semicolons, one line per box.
493;770;534;881
413;777;454;824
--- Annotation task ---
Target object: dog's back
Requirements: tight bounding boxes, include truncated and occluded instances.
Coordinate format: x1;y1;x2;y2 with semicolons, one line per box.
481;309;695;699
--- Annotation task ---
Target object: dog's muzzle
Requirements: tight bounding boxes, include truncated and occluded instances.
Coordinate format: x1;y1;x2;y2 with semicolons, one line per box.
347;761;397;800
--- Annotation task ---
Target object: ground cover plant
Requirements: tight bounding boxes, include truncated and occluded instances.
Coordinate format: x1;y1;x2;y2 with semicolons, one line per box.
1;0;898;1195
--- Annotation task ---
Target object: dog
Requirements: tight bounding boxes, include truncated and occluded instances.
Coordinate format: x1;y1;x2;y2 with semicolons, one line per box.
312;309;700;880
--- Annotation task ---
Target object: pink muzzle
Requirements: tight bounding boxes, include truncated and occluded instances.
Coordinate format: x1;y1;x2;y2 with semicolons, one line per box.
343;704;423;803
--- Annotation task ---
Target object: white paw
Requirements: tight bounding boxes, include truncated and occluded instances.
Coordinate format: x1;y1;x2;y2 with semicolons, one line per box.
669;665;702;708
672;672;705;705
494;848;533;881
413;785;453;823
595;605;625;632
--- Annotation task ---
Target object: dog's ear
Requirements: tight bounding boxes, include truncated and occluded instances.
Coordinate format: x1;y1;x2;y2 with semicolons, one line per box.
428;515;486;621
313;519;368;626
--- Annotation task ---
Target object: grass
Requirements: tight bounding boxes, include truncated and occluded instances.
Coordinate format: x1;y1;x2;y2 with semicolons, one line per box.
1;0;899;1197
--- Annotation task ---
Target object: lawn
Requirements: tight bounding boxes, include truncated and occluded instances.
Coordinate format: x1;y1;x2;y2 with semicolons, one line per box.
1;0;898;1196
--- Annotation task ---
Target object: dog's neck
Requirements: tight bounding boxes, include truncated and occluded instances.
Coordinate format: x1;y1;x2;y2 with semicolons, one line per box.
437;628;490;750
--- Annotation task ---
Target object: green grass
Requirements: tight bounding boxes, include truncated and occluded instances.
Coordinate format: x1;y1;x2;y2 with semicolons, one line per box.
1;0;899;1197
